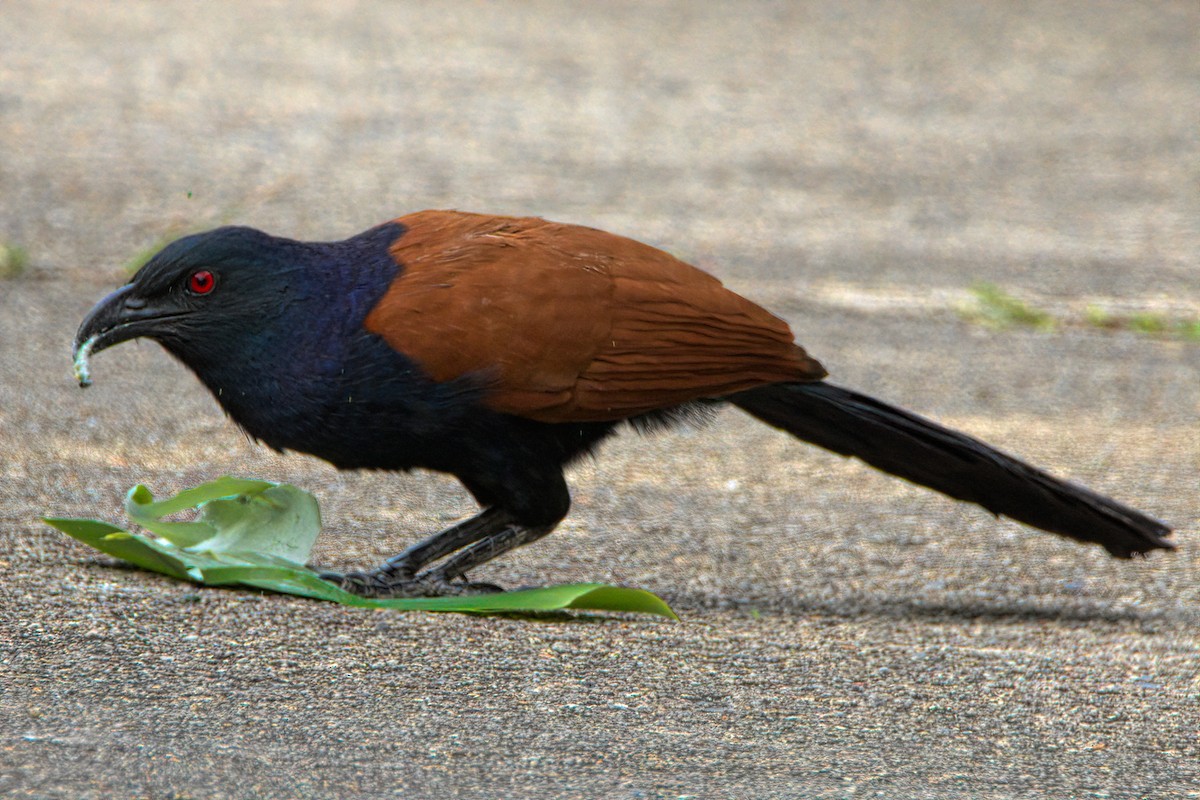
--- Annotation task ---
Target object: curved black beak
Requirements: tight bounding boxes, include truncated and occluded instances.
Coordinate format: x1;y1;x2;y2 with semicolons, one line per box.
76;284;147;353
73;284;185;387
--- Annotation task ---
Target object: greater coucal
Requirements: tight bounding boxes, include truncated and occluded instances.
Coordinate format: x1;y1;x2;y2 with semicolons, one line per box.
74;211;1174;596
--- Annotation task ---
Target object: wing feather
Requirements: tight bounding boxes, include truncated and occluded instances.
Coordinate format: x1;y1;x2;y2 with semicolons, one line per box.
364;210;826;422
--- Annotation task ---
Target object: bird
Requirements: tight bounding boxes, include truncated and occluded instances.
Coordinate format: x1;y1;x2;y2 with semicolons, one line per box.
74;210;1174;596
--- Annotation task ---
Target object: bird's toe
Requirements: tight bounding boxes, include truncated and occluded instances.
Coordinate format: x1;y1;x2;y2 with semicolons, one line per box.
317;567;503;598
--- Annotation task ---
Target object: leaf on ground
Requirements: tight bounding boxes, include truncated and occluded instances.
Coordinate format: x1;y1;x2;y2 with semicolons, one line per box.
42;477;675;619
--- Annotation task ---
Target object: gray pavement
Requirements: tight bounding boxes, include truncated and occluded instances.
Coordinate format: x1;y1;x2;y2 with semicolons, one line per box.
2;2;1198;798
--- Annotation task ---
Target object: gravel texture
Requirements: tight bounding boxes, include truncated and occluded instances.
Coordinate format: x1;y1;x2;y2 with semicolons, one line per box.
1;2;1197;798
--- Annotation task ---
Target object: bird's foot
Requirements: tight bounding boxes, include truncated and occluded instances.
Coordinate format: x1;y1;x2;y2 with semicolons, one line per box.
318;567;503;598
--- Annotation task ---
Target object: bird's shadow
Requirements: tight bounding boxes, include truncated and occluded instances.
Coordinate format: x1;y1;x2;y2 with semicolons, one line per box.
86;557;1183;627
661;588;1182;628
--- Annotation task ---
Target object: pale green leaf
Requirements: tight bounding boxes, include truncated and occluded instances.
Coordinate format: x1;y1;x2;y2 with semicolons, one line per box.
42;478;676;619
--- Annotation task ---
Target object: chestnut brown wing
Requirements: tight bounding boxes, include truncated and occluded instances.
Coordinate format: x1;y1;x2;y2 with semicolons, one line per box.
364;210;826;422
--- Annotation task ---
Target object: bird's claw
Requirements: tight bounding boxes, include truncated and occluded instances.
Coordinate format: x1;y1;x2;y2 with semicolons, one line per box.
318;567;503;598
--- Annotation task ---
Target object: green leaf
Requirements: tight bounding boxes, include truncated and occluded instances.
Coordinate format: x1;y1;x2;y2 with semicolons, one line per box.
43;517;198;581
126;476;275;519
362;583;678;618
192;485;321;563
123;477;318;563
41;478;676;619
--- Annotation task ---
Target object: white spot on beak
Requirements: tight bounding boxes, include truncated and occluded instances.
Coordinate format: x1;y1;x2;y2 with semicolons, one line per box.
74;335;98;388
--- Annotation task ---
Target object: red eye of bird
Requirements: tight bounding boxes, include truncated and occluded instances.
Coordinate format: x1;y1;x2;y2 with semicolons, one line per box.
188;270;216;295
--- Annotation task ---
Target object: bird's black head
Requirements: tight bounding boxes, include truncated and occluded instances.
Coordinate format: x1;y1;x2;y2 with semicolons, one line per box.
74;226;311;384
73;220;407;452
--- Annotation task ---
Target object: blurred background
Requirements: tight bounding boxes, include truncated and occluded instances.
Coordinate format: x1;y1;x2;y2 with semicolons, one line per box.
5;1;1196;295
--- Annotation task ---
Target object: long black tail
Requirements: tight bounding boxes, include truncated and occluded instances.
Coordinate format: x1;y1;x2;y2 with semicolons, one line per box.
730;382;1173;557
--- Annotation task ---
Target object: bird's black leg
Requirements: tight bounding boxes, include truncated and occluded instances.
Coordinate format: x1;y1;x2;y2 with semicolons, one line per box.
377;507;516;579
323;443;576;597
355;521;557;598
318;507;515;597
415;523;556;585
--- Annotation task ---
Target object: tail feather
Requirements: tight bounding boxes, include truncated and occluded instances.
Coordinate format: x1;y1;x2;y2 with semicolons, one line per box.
730;382;1173;557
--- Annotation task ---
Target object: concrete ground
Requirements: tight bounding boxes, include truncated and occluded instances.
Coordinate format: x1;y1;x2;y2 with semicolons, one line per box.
2;1;1197;797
